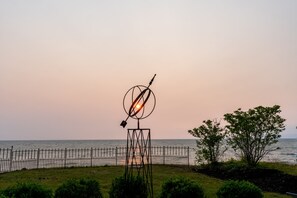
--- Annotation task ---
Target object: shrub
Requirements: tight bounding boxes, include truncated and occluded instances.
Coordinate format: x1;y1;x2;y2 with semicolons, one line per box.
109;175;148;198
0;194;8;198
217;180;263;198
2;182;52;198
160;177;204;198
54;178;102;198
188;119;226;165
224;105;285;166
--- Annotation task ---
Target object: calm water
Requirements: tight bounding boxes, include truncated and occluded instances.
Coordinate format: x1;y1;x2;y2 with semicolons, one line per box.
0;139;296;164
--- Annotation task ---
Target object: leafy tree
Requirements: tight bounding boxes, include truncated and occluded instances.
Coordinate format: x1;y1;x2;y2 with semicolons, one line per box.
188;119;226;164
224;105;285;166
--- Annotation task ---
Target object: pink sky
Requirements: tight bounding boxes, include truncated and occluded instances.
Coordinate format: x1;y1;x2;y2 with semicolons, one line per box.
0;1;296;140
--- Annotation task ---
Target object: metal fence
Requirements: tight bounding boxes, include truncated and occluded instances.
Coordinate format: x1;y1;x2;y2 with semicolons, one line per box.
0;146;190;173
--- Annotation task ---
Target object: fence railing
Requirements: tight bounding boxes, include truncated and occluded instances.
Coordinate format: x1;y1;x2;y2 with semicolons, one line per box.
0;146;190;173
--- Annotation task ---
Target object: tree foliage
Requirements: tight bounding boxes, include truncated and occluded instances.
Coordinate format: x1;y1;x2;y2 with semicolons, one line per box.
188;119;226;164
224;105;285;166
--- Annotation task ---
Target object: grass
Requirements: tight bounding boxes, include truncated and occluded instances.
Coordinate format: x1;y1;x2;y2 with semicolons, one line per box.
260;162;297;176
0;165;291;198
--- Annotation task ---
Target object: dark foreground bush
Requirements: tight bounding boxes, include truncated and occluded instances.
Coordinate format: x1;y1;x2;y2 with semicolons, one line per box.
109;175;148;198
54;178;103;198
2;182;52;198
0;194;8;198
217;180;263;198
197;161;297;193
160;177;204;198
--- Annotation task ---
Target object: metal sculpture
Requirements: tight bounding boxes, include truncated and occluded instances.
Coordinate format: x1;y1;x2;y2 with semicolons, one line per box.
120;74;156;128
120;74;156;198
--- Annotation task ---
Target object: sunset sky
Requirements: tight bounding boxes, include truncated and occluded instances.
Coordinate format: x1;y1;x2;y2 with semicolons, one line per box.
0;1;296;140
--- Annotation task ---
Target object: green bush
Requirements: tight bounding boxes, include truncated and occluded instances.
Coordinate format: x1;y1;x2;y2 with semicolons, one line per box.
2;182;52;198
217;180;263;198
0;193;8;198
160;177;204;198
54;178;102;198
109;175;148;198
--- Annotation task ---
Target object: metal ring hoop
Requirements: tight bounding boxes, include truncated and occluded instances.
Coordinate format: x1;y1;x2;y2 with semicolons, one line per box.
122;85;156;120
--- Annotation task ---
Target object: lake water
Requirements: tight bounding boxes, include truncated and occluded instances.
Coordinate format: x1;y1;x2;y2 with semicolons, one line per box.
0;139;296;165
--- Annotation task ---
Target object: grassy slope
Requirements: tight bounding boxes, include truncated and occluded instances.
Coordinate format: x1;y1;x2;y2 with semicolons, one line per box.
0;165;290;198
260;162;297;176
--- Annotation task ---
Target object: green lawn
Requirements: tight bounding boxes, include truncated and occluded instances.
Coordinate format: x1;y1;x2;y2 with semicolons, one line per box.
260;162;297;176
0;165;291;198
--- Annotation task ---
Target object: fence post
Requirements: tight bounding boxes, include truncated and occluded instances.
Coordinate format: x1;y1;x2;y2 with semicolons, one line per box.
36;149;40;169
9;146;13;172
187;146;190;167
115;147;118;166
64;148;67;168
90;148;93;167
163;146;165;165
